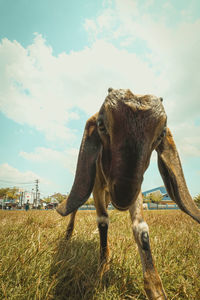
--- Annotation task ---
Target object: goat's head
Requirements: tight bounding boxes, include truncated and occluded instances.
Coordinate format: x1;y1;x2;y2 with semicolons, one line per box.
57;88;200;224
96;88;167;210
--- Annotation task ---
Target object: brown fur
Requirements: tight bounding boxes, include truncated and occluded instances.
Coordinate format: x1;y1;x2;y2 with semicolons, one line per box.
57;88;199;299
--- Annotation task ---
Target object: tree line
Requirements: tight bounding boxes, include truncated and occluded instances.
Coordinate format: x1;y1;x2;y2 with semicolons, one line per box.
0;187;19;200
1;187;200;208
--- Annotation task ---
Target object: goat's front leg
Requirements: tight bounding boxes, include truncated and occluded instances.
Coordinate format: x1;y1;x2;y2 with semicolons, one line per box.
93;186;110;276
97;213;109;266
129;192;167;300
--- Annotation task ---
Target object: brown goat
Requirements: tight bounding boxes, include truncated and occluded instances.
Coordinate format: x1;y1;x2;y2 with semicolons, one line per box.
57;88;200;300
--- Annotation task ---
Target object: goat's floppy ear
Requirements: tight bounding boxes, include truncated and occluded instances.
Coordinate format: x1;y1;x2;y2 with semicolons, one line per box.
57;113;101;216
156;128;200;224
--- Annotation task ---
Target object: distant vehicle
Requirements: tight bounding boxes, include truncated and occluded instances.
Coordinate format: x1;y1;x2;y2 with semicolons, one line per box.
45;203;58;209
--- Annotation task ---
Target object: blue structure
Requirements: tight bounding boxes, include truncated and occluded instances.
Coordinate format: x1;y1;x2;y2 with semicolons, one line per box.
78;186;179;211
142;186;178;210
142;186;171;202
79;204;114;211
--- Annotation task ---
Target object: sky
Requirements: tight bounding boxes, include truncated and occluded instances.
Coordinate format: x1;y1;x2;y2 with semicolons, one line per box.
0;0;200;198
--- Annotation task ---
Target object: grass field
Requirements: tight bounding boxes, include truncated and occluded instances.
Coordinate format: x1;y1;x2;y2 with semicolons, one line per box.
0;209;200;300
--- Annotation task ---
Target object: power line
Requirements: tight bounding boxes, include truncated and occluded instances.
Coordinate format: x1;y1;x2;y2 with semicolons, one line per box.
0;179;34;185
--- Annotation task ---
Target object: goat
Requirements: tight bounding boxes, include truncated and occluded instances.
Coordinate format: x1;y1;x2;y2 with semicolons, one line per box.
57;88;200;300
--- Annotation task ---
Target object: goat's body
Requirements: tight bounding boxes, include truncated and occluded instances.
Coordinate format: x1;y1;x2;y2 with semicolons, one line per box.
94;154;166;299
66;152;167;299
57;88;200;300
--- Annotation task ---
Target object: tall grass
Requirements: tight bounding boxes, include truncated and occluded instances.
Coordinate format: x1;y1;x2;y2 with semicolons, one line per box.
0;210;200;299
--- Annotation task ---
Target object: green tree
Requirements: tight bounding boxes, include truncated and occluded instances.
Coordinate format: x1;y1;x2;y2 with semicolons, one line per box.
0;188;9;198
0;187;19;200
151;191;163;209
7;187;19;200
50;193;67;203
42;196;52;204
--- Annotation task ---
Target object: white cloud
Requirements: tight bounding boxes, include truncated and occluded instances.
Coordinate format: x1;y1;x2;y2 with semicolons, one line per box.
0;35;79;141
83;0;200;157
84;1;200;115
0;163;49;186
19;147;79;174
0;0;200;159
0;33;159;140
170;121;200;158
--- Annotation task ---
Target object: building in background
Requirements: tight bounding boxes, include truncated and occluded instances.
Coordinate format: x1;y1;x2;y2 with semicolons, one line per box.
143;186;175;204
143;186;178;210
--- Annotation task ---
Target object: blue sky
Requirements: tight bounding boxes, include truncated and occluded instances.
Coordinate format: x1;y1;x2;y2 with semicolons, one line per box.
0;0;200;198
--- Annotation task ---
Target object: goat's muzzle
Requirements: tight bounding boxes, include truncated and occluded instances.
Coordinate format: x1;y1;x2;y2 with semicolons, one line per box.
109;177;142;210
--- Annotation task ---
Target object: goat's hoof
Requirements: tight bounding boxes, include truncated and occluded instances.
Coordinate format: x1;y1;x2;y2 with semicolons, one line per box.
144;279;167;300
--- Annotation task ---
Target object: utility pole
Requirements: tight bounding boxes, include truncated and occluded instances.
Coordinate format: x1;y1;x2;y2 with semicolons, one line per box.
20;191;24;208
32;188;34;206
35;179;39;207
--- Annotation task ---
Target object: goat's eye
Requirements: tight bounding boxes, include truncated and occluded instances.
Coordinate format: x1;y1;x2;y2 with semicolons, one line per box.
160;127;166;138
97;119;107;133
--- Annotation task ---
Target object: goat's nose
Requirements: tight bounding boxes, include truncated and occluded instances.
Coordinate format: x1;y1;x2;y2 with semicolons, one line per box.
110;179;140;210
160;97;163;102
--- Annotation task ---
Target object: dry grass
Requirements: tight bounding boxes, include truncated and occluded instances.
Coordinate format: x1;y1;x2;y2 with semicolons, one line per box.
0;209;200;299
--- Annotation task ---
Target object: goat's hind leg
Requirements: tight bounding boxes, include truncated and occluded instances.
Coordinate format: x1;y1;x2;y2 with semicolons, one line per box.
129;192;167;300
65;209;78;240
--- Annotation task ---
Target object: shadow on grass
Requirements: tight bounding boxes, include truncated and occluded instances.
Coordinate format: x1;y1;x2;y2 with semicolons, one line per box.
50;234;146;300
50;235;100;300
